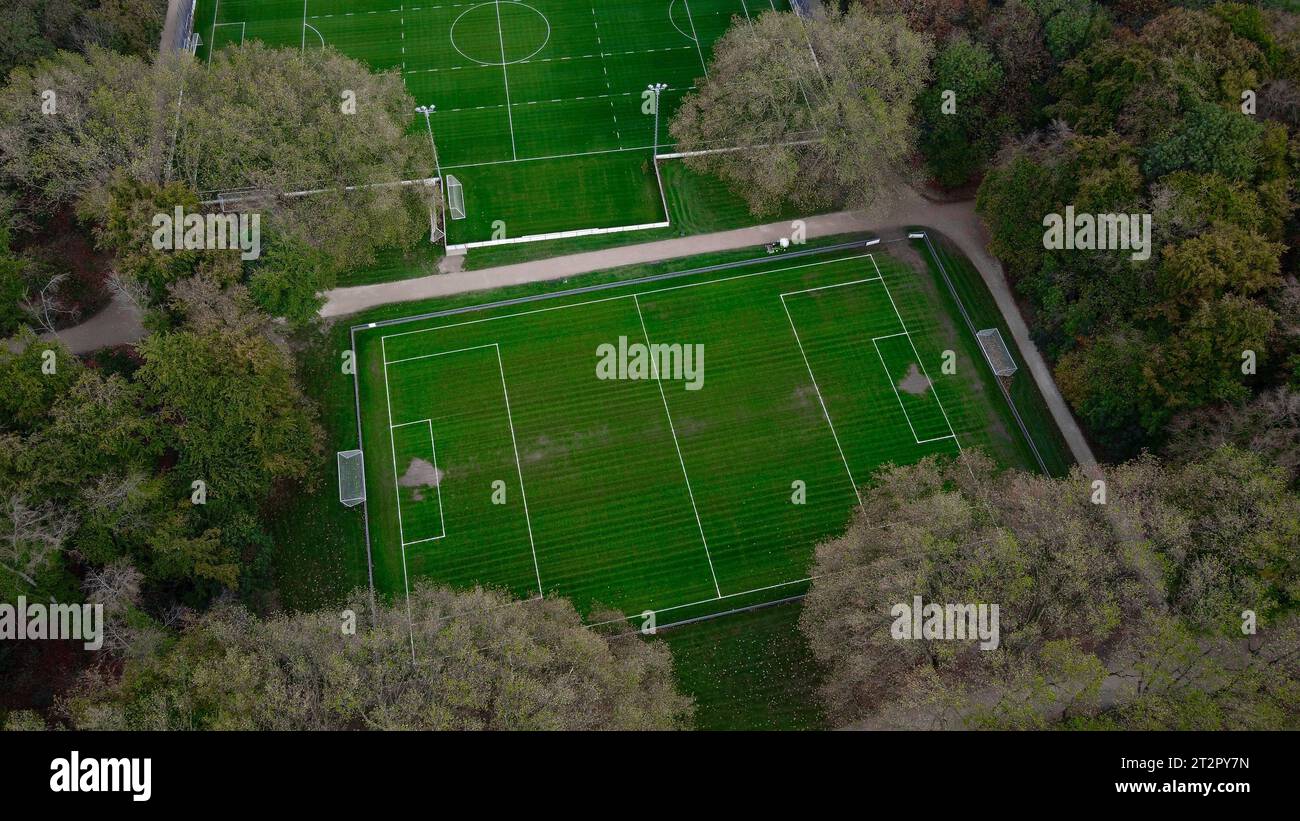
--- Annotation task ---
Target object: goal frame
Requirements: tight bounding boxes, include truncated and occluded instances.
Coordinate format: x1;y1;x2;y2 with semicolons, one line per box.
337;449;367;507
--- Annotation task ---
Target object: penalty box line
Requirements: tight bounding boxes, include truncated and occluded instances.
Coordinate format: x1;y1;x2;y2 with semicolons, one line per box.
391;418;447;545
869;255;962;453
382;341;543;596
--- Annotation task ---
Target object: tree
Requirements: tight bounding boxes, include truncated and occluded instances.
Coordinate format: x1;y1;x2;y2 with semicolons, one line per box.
0;219;27;336
1143;99;1265;182
1055;327;1153;455
1110;448;1300;634
0;492;76;600
1030;0;1109;63
1155;224;1283;317
65;584;695;730
799;451;1148;728
1164;386;1300;481
0;331;80;433
978;0;1051;126
135;294;323;513
799;449;1300;729
669;6;933;215
1149;294;1276;419
0;47;176;217
917;34;1006;187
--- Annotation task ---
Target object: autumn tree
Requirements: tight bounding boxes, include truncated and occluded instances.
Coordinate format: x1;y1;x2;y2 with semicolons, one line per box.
800;449;1300;729
670;6;933;214
135;284;322;513
65;584;695;730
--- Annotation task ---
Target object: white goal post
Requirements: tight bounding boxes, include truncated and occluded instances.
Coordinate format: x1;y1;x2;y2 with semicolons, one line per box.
446;175;466;220
976;328;1018;378
337;449;366;507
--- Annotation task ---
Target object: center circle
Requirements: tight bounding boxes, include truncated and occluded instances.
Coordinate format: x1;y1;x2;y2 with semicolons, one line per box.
450;2;551;66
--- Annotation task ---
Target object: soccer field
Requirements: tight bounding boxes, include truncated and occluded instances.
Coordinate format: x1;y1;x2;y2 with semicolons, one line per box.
351;241;1024;629
192;0;789;246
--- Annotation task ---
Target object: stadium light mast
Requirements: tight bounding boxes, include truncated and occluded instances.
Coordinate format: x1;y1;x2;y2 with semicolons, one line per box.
415;104;449;246
648;83;668;156
415;104;443;179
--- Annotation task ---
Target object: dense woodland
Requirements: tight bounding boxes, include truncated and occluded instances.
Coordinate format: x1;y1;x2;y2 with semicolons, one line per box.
1;1;1297;729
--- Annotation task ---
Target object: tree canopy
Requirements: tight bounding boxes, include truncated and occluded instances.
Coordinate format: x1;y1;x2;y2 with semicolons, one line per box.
669;7;933;214
800;450;1300;729
64;584;695;730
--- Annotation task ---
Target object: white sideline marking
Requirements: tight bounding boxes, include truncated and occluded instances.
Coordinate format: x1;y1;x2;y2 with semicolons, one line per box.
585;576;813;629
634;294;722;599
380;252;880;343
380;336;418;662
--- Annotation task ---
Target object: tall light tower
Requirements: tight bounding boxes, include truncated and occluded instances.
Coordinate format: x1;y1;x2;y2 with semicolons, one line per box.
415;104;447;245
647;83;668;155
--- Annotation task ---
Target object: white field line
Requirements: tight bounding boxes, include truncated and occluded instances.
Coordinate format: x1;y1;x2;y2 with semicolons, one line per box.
380;252;880;343
680;0;709;77
208;0;221;64
380;336;418;663
589;5;620;145
870;255;962;453
633;294;722;599
448;220;669;252
391;418;447;544
494;0;518;160
778;292;861;505
302;0;308;51
211;21;245;50
384;342;543;595
586;576;812;628
873;337;945;446
493;343;543;595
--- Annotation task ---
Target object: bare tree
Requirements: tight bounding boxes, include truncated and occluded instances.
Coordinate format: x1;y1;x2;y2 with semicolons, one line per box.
0;493;77;589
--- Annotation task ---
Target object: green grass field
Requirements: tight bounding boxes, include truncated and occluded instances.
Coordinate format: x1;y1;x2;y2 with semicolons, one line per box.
351;240;1044;629
192;0;788;246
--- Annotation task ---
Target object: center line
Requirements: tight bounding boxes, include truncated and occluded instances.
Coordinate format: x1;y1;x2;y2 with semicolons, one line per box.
495;0;517;159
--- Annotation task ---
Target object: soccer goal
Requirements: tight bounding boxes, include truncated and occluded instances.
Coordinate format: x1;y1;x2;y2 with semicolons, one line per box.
976;328;1018;378
446;175;466;220
337;449;366;507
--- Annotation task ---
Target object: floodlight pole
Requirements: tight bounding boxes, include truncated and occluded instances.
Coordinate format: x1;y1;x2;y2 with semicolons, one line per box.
415;105;448;247
648;83;668;156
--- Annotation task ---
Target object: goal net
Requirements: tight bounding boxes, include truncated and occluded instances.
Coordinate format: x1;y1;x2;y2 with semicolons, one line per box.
337;449;366;507
976;328;1018;378
446;175;466;220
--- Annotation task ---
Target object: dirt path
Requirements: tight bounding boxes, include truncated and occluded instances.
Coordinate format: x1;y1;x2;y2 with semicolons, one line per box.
322;189;1097;471
42;293;145;355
